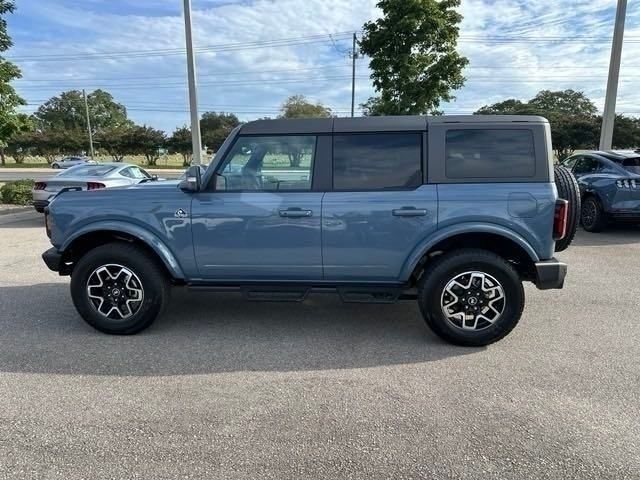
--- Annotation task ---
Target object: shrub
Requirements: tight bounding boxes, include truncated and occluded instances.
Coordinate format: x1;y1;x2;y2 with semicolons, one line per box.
1;179;35;205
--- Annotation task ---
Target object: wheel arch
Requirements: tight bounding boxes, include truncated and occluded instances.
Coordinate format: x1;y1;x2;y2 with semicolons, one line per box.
401;225;540;284
60;224;186;281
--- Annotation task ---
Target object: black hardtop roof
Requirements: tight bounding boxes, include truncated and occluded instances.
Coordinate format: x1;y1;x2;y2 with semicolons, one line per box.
239;115;549;135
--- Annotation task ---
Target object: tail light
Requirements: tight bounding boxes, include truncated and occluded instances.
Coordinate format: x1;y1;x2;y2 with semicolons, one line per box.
34;182;47;190
615;179;638;189
86;182;105;190
553;199;568;240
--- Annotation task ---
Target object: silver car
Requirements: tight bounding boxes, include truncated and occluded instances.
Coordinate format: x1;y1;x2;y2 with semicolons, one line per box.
50;156;96;169
33;163;157;212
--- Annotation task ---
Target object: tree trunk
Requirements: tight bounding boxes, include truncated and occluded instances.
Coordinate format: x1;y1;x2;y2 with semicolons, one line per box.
0;147;5;166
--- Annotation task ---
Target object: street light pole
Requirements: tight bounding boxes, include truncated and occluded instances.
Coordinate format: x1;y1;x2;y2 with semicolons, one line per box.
350;32;358;117
599;0;627;150
183;0;203;165
83;89;95;160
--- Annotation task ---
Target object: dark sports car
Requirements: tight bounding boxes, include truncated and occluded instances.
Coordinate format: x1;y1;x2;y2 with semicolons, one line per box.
561;150;640;232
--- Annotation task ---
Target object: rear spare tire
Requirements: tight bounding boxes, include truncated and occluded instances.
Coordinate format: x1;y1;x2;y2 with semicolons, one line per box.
553;165;580;252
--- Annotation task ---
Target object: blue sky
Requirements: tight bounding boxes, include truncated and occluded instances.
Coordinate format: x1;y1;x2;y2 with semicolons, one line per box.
6;0;640;134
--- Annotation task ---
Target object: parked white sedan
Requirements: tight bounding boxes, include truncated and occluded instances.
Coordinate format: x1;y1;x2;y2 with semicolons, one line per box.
50;156;96;169
32;163;158;212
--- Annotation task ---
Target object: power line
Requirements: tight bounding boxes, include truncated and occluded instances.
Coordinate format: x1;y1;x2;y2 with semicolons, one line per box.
8;30;640;64
7;31;356;62
13;63;351;84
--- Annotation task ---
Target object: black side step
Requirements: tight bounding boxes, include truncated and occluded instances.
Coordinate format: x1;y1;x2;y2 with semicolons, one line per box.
337;286;403;304
241;286;310;302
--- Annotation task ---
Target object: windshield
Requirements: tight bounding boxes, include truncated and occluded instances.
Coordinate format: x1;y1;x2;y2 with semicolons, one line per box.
619;157;640;174
59;165;116;177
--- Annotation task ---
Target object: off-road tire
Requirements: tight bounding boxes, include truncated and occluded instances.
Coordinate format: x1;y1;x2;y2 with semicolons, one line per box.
418;249;525;347
554;165;580;251
70;242;170;334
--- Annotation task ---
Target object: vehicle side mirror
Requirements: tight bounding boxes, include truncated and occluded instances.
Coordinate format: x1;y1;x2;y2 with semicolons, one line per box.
151;174;159;181
180;165;201;192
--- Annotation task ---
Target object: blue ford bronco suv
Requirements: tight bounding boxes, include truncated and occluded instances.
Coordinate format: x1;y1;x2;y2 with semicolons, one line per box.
42;116;579;346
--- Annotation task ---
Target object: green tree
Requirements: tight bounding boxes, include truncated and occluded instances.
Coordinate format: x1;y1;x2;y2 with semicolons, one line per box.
611;115;640;149
32;129;84;163
200;111;240;153
528;89;598;117
167;126;192;166
0;1;27;165
94;125;133;162
359;0;468;116
278;95;331;118
34;89;130;132
122;125;166;166
33;89;131;157
475;99;530;115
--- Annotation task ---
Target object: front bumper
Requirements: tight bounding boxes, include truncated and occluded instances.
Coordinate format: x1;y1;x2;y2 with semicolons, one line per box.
534;258;567;290
42;247;62;273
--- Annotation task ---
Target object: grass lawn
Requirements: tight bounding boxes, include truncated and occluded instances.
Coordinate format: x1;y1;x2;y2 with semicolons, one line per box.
1;154;189;169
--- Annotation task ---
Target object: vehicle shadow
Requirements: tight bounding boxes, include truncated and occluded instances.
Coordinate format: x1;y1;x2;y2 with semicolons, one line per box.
573;224;640;247
0;283;480;377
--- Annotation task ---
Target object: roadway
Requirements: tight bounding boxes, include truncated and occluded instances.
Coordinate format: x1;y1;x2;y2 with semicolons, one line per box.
0;168;184;182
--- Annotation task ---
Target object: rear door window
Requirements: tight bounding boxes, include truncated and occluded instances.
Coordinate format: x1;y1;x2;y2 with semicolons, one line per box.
332;133;422;190
445;129;536;179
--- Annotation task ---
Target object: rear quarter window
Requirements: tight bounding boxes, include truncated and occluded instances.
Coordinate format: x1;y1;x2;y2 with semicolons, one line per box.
445;129;536;179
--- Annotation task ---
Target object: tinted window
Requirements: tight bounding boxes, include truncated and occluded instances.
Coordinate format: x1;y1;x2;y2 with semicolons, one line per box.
333;133;422;190
445;129;536;179
573;157;601;175
620;157;640;174
218;135;315;191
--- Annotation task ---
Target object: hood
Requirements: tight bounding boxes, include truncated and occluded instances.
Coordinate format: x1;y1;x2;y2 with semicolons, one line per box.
127;180;180;189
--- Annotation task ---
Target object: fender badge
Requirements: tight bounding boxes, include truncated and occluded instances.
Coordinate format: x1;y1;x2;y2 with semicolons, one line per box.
174;208;188;218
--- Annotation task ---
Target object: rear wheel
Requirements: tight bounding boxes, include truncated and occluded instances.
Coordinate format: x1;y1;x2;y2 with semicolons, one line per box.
70;242;170;334
418;249;525;346
581;196;607;232
554;165;580;251
52;164;60;169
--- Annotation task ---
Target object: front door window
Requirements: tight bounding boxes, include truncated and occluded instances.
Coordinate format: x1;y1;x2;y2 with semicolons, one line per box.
217;135;316;191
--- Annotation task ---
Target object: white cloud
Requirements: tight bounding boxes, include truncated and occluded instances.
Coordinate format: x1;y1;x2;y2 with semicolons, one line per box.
9;0;640;131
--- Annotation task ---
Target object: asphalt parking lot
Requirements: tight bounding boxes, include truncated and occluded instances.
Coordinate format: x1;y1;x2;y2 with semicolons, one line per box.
0;211;639;479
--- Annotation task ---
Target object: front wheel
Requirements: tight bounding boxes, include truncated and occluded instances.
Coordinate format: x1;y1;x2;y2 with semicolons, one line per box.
52;164;60;169
70;242;170;334
418;249;525;346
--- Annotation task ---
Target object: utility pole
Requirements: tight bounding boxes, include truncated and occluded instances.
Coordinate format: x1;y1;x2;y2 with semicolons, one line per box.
599;0;627;150
183;0;203;165
83;89;95;160
350;32;358;117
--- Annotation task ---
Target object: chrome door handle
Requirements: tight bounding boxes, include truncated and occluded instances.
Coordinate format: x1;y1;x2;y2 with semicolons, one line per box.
392;207;428;217
279;208;313;218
